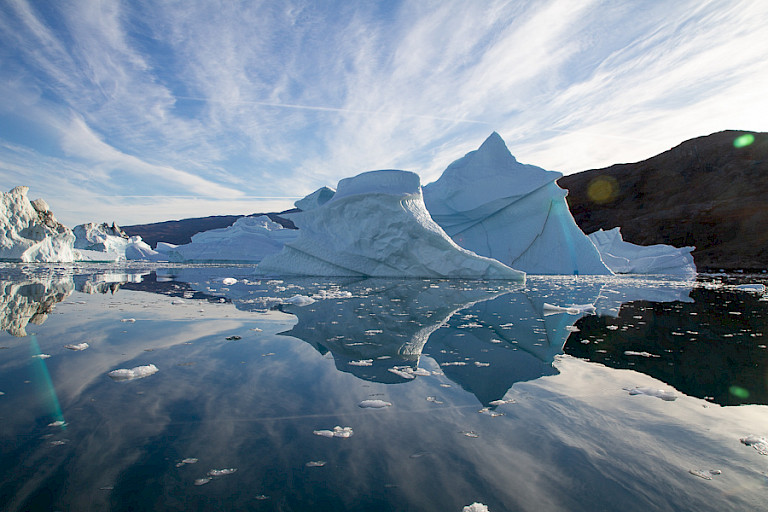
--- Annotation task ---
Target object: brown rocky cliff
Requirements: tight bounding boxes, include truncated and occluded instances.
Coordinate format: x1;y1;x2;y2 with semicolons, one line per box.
558;130;768;270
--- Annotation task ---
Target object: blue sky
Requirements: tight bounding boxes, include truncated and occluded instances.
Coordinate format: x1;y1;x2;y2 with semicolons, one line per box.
1;0;767;226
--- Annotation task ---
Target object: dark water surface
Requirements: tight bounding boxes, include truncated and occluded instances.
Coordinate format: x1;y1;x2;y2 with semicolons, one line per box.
1;264;767;511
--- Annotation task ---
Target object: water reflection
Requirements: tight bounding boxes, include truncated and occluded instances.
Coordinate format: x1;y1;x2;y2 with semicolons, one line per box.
0;277;73;336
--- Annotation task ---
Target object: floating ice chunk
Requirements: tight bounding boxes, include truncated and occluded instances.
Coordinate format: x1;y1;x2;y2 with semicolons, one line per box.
735;284;766;294
463;503;490;512
624;386;677;401
194;478;211;486
624;351;660;358
461;431;479;438
284;295;315;306
208;468;237;476
474;361;490;367
64;342;89;351
489;399;516;406
121;318;136;323
689;469;722;480
314;426;354;438
176;458;199;467
348;359;373;366
222;277;238;286
48;420;66;427
108;364;159;381
565;325;580;332
33;354;51;359
0;391;4;396
478;407;504;417
359;399;392;408
542;303;596;316
306;460;326;467
388;366;430;379
740;435;768;455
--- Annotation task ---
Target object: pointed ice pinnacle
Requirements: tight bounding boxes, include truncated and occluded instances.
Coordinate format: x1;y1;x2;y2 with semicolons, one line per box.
422;133;612;275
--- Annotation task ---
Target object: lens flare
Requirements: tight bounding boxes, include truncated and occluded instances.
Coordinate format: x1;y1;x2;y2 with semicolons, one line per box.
587;176;618;204
30;334;66;429
733;133;755;148
729;385;750;399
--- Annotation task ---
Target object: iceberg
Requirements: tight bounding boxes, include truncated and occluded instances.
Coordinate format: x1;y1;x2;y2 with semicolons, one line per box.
167;215;298;263
294;186;335;211
422;133;612;275
588;227;696;276
258;170;524;279
0;186;77;262
73;222;162;261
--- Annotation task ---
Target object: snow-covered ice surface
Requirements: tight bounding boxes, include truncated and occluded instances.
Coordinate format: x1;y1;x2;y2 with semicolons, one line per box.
167;215;298;263
73;222;162;262
422;133;611;275
588;227;696;276
0;265;766;512
258;170;524;279
0;186;77;262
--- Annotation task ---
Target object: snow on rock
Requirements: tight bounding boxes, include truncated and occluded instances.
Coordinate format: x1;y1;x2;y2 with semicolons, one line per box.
108;364;159;381
0;186;77;262
74;222;162;261
258;170;524;279
422;133;611;275
167;215;298;263
588;227;696;276
295;186;335;211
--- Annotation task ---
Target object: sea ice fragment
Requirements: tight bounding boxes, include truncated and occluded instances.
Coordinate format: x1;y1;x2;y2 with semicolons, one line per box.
64;342;89;351
358;399;392;408
313;426;354;438
108;364;159;381
463;502;490;512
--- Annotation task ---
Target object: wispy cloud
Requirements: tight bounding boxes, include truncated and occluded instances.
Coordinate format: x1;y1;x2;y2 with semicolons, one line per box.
1;0;767;224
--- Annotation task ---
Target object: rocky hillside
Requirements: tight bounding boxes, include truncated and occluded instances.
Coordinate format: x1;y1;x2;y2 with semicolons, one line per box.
558;130;768;271
122;212;297;248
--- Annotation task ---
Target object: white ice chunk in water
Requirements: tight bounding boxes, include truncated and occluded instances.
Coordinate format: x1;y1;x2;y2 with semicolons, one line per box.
64;342;89;351
348;359;373;366
108;364;159;381
208;468;237;476
358;399;392;408
33;354;51;359
624;351;660;358
284;295;316;306
740;435;768;455
388;366;431;379
463;503;490;512
542;303;596;316
194;478;211;486
624;386;677;401
222;277;238;285
306;460;327;467
313;426;354;438
735;284;766;294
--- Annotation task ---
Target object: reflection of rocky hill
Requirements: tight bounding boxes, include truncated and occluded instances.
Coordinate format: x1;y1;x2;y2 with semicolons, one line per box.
0;278;73;336
564;287;768;406
559;130;768;270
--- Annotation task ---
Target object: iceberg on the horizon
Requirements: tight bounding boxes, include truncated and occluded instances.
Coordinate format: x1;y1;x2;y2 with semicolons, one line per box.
167;215;298;263
74;222;162;261
422;133;612;275
0;186;77;262
588;227;696;276
257;170;524;279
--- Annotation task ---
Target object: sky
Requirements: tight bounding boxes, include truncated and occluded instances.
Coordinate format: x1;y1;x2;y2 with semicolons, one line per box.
1;0;767;227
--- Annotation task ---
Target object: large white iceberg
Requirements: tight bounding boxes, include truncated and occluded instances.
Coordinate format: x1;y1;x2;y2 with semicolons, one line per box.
73;222;161;261
0;186;77;262
167;215;298;263
588;227;696;276
422;133;612;275
258;170;524;279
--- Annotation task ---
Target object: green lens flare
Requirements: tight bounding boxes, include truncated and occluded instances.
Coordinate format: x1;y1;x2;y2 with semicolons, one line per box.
30;334;66;429
733;133;755;148
728;385;750;399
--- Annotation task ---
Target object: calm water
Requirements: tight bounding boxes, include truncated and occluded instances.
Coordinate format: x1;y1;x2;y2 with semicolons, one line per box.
1;264;767;511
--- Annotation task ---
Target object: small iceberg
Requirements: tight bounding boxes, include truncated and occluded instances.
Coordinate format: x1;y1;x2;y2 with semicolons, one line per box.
463;502;490;512
108;364;159;381
64;342;89;351
313;426;354;438
358;399;392;409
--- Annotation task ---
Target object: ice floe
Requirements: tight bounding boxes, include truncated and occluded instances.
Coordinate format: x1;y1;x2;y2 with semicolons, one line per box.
108;364;159;381
64;342;89;351
463;503;490;512
313;426;354;438
358;399;392;408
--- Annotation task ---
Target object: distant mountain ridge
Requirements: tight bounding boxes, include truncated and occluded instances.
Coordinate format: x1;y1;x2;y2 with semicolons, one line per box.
558;130;767;270
122;212;296;248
